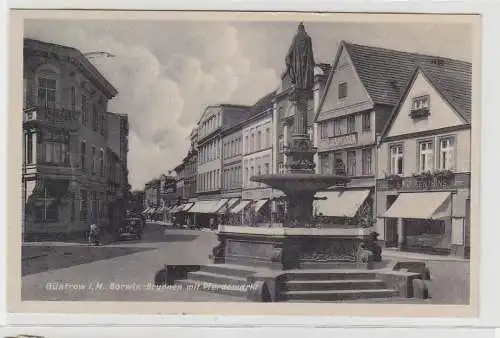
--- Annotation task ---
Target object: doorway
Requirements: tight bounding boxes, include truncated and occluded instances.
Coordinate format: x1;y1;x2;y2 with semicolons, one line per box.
384;195;398;247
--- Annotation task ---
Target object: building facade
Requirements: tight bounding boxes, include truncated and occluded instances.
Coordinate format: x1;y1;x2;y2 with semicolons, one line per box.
143;178;161;212
313;41;468;227
241;92;276;223
375;62;471;258
221;127;243;200
22;38;120;239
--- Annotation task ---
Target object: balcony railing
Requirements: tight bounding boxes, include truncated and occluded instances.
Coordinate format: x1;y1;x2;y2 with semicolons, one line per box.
24;107;81;130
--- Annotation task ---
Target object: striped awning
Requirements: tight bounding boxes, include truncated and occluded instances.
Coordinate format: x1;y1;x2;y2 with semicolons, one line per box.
229;200;251;214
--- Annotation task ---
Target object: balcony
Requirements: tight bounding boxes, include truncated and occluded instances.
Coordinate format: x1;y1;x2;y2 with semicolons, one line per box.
377;171;470;191
24;107;81;131
410;107;430;119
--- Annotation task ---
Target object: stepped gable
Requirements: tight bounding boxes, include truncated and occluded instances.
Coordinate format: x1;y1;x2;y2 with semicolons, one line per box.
343;41;471;108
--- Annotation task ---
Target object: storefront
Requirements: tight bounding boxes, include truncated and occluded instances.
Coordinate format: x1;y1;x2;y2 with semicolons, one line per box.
313;189;373;227
187;198;230;228
376;176;470;258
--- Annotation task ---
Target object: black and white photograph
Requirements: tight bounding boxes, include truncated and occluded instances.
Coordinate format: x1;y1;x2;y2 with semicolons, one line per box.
8;10;480;315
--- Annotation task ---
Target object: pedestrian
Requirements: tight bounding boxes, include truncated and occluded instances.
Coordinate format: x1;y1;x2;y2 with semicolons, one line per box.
89;221;100;246
209;217;215;231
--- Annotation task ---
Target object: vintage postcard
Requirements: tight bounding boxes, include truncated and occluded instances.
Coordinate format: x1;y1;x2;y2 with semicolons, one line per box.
7;10;481;317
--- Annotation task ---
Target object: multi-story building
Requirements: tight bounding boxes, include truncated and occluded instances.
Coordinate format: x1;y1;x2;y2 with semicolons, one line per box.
22;38;119;240
313;41;468;227
240;92;275;222
190;104;255;226
375;61;471;258
105;112;129;231
185;125;198;201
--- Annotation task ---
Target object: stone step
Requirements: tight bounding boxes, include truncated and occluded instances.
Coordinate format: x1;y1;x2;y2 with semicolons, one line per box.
283;270;377;281
200;264;257;278
282;289;399;302
283;279;387;291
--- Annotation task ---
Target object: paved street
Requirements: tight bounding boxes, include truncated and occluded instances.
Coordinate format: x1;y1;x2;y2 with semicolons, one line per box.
22;223;469;304
22;223;245;301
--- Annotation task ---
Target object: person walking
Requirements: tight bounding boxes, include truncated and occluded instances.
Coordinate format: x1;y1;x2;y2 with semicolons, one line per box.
88;221;100;246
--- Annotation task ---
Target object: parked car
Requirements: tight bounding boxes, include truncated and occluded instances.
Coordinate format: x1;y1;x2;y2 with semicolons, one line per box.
117;214;144;240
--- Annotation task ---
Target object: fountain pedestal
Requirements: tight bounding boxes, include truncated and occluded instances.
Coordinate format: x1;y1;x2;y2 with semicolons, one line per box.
216;225;374;270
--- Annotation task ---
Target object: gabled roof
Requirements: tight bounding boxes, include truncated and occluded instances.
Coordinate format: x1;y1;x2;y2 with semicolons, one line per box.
380;63;472;139
316;40;471;121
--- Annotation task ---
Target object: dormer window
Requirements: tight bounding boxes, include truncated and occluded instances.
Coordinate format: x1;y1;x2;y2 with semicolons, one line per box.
338;82;348;99
410;95;430;119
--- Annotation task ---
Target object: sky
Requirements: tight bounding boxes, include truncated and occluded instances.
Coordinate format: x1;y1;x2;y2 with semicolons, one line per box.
24;18;473;190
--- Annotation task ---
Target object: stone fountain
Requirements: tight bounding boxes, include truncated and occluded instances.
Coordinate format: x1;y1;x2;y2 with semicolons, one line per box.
215;23;372;271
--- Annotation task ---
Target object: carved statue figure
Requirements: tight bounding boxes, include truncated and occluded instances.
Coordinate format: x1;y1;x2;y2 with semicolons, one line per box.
282;22;316;92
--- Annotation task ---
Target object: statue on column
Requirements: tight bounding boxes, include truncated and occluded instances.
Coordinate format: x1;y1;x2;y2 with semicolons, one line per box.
282;22;316;97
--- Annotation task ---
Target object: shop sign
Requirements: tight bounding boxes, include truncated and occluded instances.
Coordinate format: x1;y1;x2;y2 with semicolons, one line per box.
328;132;357;147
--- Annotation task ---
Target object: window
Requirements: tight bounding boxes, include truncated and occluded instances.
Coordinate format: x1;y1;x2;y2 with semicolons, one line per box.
92;104;99;131
338;82;348;99
347;115;355;133
37;77;57;109
438;137;455;170
92;146;96;174
362;148;372;175
278;162;285;174
71;86;76;111
99;149;104;176
362;112;371;131
81;95;87;125
412;95;430;111
389;144;404;175
264;163;270;175
80;141;86;170
347;151;357;176
257;131;262;150
419;141;434;172
266;128;271;147
333;119;341;136
245;167;249;186
26;132;33;164
320;123;328;139
245;136;249;154
80;190;88;220
90;191;97;221
251;133;255;152
278;135;284;152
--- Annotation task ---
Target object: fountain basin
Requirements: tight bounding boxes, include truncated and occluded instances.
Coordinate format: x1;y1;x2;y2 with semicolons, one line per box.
214;225;374;270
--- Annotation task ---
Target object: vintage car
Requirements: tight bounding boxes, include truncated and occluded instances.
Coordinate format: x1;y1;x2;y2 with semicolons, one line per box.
117;214;144;240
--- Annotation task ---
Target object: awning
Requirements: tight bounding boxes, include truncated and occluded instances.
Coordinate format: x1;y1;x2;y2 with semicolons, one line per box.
314;189;371;217
168;205;182;214
383;192;452;219
182;203;194;211
218;198;240;214
188;199;227;214
230;200;251;214
253;199;269;212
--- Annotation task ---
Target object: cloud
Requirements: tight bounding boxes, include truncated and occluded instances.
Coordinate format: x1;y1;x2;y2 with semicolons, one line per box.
24;21;280;189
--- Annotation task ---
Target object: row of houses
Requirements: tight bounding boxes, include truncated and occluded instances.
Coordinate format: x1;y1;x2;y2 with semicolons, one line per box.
148;41;472;258
22;38;130;240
